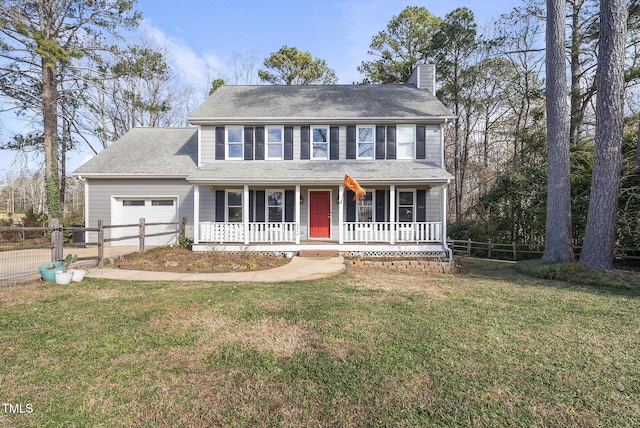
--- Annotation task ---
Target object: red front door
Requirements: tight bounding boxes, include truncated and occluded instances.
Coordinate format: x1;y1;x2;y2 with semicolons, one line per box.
309;191;331;238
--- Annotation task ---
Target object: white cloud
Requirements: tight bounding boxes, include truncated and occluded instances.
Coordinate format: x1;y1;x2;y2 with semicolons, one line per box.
140;20;227;92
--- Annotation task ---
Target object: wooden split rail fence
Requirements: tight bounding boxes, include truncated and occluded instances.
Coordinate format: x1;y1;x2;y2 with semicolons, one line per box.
447;239;640;264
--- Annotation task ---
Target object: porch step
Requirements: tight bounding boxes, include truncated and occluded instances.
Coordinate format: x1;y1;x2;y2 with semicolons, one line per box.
298;249;340;258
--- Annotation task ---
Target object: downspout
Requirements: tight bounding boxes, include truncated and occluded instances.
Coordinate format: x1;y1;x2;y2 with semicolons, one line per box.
442;180;453;264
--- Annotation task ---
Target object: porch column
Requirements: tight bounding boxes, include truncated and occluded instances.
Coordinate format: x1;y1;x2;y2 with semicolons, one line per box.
389;184;395;245
338;184;344;244
243;184;249;245
193;185;200;245
295;184;301;244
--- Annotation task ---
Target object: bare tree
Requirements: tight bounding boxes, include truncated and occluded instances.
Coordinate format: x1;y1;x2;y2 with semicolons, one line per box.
580;0;628;270
542;0;574;262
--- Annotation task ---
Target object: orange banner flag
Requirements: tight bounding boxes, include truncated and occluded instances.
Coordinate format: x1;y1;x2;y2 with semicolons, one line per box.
343;174;366;201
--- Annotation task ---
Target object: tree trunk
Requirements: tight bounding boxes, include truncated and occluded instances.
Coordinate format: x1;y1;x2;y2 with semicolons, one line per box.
569;0;583;147
580;0;628;271
42;57;60;220
542;0;574;263
637;118;640;166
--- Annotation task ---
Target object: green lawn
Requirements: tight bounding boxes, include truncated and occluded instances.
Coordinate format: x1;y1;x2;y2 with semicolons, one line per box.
1;259;639;427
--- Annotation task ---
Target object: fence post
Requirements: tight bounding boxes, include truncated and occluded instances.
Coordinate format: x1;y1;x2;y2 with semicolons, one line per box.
139;218;145;252
488;239;492;259
467;239;471;256
97;219;104;267
51;218;62;262
180;217;186;240
512;241;517;261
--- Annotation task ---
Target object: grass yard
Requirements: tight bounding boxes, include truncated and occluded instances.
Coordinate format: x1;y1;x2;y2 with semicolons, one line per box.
1;258;639;427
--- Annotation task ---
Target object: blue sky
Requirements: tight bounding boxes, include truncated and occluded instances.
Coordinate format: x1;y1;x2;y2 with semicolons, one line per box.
0;0;523;177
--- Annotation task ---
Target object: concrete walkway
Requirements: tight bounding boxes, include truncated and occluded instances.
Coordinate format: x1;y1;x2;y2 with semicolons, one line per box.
86;256;345;283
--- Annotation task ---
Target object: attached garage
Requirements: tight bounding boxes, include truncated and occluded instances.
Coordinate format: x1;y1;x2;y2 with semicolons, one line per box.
111;197;179;246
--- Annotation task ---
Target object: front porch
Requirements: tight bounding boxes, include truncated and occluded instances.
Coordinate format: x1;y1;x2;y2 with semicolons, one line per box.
191;177;452;258
197;221;443;245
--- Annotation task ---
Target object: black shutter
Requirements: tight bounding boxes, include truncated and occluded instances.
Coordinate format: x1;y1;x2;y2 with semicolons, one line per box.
375;125;386;159
285;190;295;222
386;126;396;159
284;126;294;160
215;127;225;160
249;190;254;222
255;127;265;160
330;126;339;160
416;126;426;159
346;126;356;159
417;189;427;222
244;127;254;160
255;191;265;222
346;190;356;222
301;126;310;160
215;190;225;222
376;190;386;222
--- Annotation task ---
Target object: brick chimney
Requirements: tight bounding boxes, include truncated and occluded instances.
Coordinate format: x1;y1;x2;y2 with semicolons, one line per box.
407;64;436;94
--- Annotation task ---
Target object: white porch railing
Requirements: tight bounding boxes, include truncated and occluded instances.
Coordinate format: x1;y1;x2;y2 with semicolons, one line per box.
248;222;297;243
198;222;298;243
343;222;442;243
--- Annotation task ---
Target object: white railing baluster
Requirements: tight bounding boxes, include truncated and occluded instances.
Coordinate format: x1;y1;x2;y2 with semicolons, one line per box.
341;222;442;243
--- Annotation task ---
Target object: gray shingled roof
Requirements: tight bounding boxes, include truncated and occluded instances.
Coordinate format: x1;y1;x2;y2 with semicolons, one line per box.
72;128;198;176
187;85;454;123
188;160;453;185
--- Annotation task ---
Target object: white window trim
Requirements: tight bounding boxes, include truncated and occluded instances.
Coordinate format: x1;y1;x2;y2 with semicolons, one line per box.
265;126;284;160
356;125;375;160
311;125;330;160
226;189;243;222
225;126;244;160
397;189;416;222
396;124;416;160
266;189;285;223
356;191;375;223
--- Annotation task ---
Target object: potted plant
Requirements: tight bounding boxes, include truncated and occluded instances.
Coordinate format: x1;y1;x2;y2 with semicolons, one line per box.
54;254;77;285
38;261;65;282
70;263;87;282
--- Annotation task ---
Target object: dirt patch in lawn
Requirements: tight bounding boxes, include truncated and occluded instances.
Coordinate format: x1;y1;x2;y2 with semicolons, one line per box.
112;246;291;273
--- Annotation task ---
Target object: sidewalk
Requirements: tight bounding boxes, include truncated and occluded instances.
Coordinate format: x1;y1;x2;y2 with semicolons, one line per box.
86;256;345;283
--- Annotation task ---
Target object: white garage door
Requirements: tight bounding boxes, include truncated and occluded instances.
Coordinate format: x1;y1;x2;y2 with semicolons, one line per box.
112;198;178;246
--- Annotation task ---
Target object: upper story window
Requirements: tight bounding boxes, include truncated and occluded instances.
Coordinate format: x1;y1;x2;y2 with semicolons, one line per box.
357;126;374;159
312;126;329;159
226;126;243;160
266;126;283;160
397;125;415;159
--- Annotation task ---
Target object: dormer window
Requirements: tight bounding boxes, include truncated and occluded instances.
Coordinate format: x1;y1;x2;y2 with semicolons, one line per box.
266;126;284;160
357;126;374;159
226;126;243;159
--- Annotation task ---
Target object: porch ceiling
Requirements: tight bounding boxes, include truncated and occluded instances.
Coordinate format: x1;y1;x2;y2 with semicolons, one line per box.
187;160;453;186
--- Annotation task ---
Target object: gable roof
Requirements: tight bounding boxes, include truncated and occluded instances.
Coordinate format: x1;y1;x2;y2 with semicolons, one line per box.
187;84;454;125
72;128;198;177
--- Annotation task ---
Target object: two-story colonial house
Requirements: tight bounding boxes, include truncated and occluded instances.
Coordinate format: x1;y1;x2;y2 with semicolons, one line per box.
73;65;455;259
